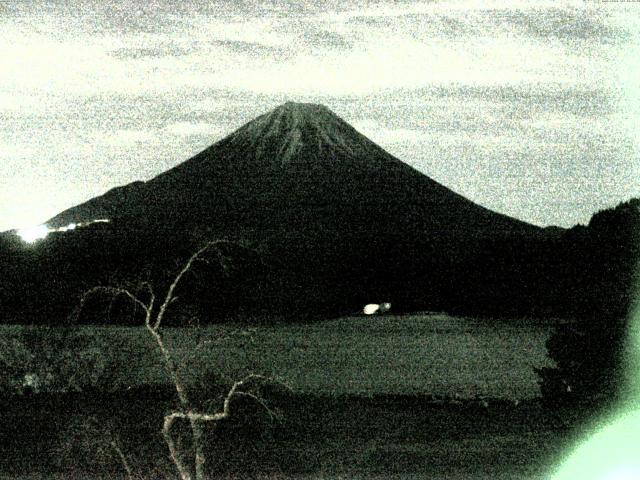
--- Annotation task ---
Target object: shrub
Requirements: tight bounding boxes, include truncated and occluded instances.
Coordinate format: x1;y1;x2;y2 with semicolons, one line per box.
537;315;627;406
0;326;118;394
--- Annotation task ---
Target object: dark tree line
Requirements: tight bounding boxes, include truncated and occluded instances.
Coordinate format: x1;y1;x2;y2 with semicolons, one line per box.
0;199;638;332
535;199;640;404
0;222;267;325
1;197;638;410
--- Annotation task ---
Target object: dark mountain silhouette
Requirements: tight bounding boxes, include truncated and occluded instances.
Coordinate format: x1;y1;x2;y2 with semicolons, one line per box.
48;102;538;236
2;102;564;323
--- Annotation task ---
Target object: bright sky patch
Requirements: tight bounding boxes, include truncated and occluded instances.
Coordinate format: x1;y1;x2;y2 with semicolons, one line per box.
1;2;638;231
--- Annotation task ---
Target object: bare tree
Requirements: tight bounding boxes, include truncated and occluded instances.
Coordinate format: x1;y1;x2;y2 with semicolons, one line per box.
78;241;283;480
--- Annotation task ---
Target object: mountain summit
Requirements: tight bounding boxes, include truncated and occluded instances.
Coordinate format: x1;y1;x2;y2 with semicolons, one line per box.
40;102;541;315
224;101;390;166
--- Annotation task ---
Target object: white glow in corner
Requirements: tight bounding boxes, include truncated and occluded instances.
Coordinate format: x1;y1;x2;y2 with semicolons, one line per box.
17;225;49;243
551;409;640;480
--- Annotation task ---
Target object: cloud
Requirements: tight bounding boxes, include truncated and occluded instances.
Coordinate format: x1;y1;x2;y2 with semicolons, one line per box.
196;17;294;48
301;28;354;50
96;129;158;147
207;39;291;59
109;45;194;59
1;2;627;99
351;119;428;146
166;121;223;137
0;92;61;114
499;6;634;44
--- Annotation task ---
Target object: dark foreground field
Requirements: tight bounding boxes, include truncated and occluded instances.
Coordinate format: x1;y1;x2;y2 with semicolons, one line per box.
0;315;578;478
0;387;582;480
0;314;556;398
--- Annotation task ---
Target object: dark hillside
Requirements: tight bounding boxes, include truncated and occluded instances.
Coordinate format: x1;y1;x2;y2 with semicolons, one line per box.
47;103;537;239
448;199;640;319
6;102;620;324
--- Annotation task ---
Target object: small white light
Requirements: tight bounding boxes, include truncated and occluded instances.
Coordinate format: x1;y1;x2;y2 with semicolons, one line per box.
363;304;380;315
17;225;49;243
57;223;77;232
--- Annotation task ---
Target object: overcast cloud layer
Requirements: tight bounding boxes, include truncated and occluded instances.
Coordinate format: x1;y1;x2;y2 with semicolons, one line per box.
1;0;639;230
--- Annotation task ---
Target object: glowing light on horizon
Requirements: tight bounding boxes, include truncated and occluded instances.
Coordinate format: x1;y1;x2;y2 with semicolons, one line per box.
363;302;391;315
363;304;379;315
16;224;49;243
15;219;110;244
58;222;76;232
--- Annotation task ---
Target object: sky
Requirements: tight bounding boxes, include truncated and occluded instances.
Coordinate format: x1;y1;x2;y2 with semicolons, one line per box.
1;0;639;231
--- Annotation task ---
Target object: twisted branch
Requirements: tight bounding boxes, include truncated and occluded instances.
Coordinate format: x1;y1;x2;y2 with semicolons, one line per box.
110;440;135;480
154;242;223;331
79;286;152;320
74;241;282;480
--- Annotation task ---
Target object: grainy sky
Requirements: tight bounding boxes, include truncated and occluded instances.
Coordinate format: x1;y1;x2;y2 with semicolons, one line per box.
1;0;639;231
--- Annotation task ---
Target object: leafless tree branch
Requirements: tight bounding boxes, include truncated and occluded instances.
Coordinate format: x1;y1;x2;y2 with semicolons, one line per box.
74;240;282;480
154;241;223;331
79;286;151;319
110;439;135;480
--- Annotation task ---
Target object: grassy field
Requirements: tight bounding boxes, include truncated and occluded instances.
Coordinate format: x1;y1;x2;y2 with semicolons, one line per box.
0;314;576;479
171;313;555;399
0;313;555;399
